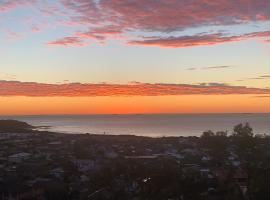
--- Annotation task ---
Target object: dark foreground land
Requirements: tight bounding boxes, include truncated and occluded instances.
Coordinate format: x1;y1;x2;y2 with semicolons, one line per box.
0;120;269;200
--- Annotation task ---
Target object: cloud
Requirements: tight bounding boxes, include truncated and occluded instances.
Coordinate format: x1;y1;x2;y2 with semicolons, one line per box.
5;30;23;41
0;0;35;12
129;33;241;47
203;66;234;70
0;80;269;97
252;96;270;98
199;83;229;87
2;0;270;47
31;25;41;33
129;31;270;48
47;37;88;46
188;66;234;71
76;25;123;41
61;0;270;32
57;0;270;47
248;75;270;80
0;74;17;80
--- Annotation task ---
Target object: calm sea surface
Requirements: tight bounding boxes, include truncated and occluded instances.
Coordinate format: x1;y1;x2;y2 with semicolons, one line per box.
1;114;270;137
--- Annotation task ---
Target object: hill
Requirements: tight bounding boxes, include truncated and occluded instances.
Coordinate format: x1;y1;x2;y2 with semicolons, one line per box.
0;120;34;133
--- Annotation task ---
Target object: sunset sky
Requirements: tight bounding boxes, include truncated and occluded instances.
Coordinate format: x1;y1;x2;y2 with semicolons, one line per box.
0;0;270;115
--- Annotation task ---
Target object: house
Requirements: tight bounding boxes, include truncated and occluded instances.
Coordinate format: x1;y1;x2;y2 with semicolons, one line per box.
200;168;210;177
80;175;89;182
233;169;249;197
181;148;200;156
232;160;241;167
50;167;65;178
72;159;95;172
48;141;62;145
8;152;31;163
105;151;118;159
201;155;211;161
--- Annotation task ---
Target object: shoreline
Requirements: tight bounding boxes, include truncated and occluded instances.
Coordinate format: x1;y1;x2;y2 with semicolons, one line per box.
1;119;269;138
2;113;270;137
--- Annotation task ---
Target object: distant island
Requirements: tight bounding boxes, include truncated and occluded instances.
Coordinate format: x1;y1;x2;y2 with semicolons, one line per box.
0;120;269;199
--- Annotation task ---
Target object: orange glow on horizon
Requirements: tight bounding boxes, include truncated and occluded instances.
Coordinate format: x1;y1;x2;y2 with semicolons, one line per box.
0;95;269;115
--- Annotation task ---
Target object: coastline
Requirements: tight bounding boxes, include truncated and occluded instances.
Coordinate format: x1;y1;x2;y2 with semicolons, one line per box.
2;113;270;137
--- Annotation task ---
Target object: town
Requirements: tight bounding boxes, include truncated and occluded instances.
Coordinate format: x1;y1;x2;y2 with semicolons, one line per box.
0;120;269;200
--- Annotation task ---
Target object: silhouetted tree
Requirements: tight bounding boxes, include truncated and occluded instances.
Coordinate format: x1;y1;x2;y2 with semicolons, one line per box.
201;130;215;138
232;123;255;165
233;123;253;137
216;131;228;137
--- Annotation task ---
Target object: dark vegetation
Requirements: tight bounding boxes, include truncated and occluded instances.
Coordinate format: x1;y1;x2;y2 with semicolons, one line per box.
0;120;34;133
0;120;269;199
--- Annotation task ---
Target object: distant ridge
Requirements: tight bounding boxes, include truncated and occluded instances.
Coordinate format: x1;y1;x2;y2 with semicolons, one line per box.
0;120;34;133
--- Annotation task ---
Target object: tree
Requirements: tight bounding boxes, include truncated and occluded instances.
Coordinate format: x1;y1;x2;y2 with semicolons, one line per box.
233;123;253;137
201;130;215;138
232;123;255;163
216;131;228;137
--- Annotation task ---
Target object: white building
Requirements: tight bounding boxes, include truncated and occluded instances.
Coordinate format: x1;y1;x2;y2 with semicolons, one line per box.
72;159;95;172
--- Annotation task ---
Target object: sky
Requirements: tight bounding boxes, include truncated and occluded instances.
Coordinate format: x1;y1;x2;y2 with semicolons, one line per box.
0;0;270;115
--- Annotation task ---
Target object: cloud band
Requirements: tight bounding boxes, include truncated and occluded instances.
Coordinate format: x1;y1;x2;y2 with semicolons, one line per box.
0;81;269;97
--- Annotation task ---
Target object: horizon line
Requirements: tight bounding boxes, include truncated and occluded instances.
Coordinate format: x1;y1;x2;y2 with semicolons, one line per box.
1;112;270;117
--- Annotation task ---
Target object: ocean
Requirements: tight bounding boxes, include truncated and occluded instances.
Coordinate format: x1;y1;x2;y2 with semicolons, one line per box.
1;113;270;137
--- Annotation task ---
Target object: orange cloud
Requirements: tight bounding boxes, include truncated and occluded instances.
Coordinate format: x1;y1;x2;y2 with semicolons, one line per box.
0;81;270;97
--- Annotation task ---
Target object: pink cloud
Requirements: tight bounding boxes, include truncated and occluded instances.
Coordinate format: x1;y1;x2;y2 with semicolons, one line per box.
5;30;23;41
2;0;270;47
47;36;88;46
129;33;240;47
53;0;270;47
129;31;270;48
76;25;124;41
0;80;269;97
60;0;270;32
31;25;42;33
247;31;270;37
0;0;37;13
